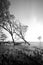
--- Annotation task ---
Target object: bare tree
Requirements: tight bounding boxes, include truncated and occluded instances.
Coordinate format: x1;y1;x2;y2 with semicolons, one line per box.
0;14;15;43
0;15;30;45
0;0;30;45
13;20;30;45
0;0;15;43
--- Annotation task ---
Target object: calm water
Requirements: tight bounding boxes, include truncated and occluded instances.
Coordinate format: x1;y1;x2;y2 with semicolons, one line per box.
30;42;43;49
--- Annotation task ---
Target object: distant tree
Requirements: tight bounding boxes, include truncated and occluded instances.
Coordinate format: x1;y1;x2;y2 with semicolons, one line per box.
38;36;42;41
37;36;42;48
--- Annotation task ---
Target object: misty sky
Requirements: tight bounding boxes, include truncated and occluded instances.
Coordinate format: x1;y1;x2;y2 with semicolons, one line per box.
9;0;43;24
9;0;43;42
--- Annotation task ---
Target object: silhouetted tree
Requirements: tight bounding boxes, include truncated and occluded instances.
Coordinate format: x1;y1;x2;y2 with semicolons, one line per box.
13;20;30;45
37;36;42;49
0;0;30;45
0;0;15;43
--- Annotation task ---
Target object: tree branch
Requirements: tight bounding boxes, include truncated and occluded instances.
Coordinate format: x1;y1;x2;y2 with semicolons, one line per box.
0;25;11;34
13;31;30;45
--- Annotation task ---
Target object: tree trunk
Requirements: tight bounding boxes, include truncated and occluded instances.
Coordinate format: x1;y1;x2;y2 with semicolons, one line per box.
12;34;14;43
10;32;15;45
22;37;30;45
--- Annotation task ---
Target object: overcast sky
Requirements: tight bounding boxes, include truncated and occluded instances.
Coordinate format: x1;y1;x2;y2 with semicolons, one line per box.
9;0;43;24
8;0;43;43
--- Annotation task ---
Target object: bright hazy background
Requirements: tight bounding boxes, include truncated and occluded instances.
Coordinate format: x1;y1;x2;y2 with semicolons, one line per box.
3;0;43;47
9;0;43;41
